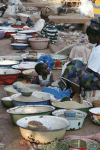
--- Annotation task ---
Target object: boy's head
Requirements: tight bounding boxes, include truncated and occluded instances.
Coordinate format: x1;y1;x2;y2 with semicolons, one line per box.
35;62;50;75
86;18;100;44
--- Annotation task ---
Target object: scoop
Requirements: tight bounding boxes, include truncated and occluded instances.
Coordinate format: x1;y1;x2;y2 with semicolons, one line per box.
72;94;83;104
61;97;70;102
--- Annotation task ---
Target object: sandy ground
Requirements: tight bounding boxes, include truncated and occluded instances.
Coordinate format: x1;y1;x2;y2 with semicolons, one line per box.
0;38;100;150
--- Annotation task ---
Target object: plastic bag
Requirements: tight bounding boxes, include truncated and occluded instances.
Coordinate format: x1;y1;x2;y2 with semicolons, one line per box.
78;0;93;17
33;19;45;32
42;87;70;99
3;5;18;18
17;3;26;12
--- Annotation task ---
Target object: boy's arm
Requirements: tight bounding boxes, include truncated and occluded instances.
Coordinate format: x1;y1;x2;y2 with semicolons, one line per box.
50;73;54;84
45;74;54;87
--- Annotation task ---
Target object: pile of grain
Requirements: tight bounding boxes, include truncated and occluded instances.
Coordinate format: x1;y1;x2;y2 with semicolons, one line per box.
28;121;48;130
52;101;89;109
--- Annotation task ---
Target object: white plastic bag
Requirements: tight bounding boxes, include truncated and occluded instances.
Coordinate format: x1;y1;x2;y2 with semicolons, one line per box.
3;5;18;18
78;0;94;17
33;19;45;32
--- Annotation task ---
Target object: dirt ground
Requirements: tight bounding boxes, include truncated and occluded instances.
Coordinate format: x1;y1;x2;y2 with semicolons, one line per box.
0;38;100;150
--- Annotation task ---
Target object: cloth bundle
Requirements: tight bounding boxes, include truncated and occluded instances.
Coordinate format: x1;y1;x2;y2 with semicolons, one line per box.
37;55;54;70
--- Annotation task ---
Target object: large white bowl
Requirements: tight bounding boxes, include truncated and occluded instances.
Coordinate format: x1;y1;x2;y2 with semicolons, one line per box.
7;105;55;124
18;30;37;35
0;60;19;68
12;62;37;70
52;109;87;130
11;33;27;39
16;115;70;143
10;92;53;106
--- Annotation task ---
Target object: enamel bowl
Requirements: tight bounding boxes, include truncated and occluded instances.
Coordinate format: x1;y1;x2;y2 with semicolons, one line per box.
10;91;53;106
1;97;14;108
11;43;28;50
0;69;21;85
51;100;93;114
89;107;100;125
0;60;19;68
11;33;27;43
47;54;67;60
5;29;17;38
52;109;87;130
7;105;55;125
0;56;22;62
16;115;70;143
18;30;37;36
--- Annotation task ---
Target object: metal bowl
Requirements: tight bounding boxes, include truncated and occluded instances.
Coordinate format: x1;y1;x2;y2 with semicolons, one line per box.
0;60;19;68
47;54;67;60
12;62;37;70
0;69;21;85
11;33;27;43
7;105;55;125
1;97;14;108
11;43;28;50
18;30;37;36
52;109;87;130
0;56;22;61
22;69;37;83
16;115;70;143
51;100;93;114
10;92;52;106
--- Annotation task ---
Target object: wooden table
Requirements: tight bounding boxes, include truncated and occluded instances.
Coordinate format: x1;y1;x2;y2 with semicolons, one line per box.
32;13;91;24
22;2;50;7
